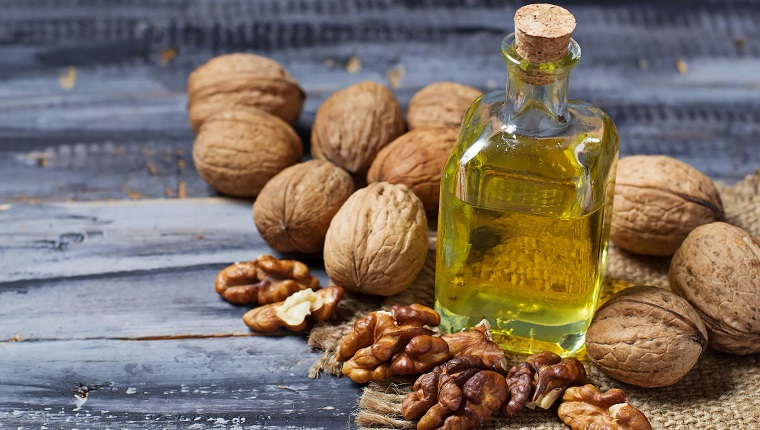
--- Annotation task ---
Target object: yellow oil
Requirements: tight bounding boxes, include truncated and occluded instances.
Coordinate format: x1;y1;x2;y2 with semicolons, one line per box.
436;128;616;357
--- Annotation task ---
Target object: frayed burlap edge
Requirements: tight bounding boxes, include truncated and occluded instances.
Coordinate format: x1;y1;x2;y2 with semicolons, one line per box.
307;172;760;429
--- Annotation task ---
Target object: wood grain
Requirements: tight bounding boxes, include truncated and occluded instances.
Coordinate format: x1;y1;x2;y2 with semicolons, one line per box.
0;336;360;429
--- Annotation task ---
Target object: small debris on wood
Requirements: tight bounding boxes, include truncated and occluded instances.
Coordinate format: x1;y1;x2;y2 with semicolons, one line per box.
127;189;142;200
675;58;688;75
177;159;186;169
277;385;300;393
8;335;21;342
734;37;747;50
386;65;406;89
324;58;336;67
147;163;158;175
37;157;47;167
59;66;77;90
345;55;361;74
196;235;205;240
0;204;11;212
159;48;178;66
177;181;187;198
165;187;174;198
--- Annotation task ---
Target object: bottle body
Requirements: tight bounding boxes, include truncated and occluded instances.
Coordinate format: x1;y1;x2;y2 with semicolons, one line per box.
435;87;619;356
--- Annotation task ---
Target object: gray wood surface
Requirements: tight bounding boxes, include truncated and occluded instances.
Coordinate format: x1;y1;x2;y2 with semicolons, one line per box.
1;0;759;429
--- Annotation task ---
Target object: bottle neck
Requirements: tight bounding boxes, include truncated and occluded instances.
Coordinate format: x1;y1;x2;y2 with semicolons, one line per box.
504;66;570;128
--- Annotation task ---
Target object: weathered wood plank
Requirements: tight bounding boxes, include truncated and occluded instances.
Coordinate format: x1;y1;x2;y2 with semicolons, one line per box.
0;0;759;202
0;263;332;341
0;198;289;283
0;336;360;429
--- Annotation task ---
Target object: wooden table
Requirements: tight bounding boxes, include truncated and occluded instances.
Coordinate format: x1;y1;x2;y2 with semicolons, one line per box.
1;1;758;428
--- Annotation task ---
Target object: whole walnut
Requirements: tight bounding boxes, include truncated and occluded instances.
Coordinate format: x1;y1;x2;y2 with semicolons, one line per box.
193;109;302;197
670;222;760;355
253;160;354;253
611;155;724;256
311;81;405;177
187;53;305;132
324;182;428;296
367;127;459;219
585;286;708;388
406;82;482;130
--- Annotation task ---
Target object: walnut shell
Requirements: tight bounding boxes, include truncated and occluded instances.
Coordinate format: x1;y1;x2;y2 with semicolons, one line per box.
669;222;760;355
311;81;405;176
253;159;354;253
367;127;459;219
323;182;428;296
406;82;482;130
192;109;302;197
585;286;708;388
187;53;305;132
611;155;724;256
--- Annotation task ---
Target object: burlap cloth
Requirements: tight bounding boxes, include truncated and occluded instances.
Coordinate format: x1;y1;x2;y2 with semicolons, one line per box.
308;173;760;430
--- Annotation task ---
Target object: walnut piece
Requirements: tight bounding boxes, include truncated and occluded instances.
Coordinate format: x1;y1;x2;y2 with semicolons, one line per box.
611;155;724;256
670;222;760;355
337;304;449;383
585;286;708;387
242;286;344;332
502;351;586;417
215;255;319;305
311;81;405;177
323;182;428;296
402;356;507;430
193;109;302;197
367;127;460;219
441;320;507;372
406;82;482;130
558;384;652;430
187;53;304;132
253;159;355;253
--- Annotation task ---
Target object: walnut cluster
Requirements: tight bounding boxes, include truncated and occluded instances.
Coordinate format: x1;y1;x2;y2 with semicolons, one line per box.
336;305;507;384
400;351;622;430
337;304;450;383
215;255;343;333
402;356;507;430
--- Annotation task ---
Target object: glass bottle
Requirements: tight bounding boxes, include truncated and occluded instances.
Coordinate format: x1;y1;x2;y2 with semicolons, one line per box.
435;4;619;357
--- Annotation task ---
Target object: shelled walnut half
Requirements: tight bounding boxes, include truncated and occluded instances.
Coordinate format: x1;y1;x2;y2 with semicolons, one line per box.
336;304;449;383
558;384;652;430
502;351;587;417
441;320;507;372
243;286;344;332
402;356;507;430
215;255;319;305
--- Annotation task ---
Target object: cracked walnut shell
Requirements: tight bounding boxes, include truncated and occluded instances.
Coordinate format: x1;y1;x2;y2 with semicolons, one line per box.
324;182;428;296
670;222;760;355
242;286;344;332
585;286;708;387
311;81;405;176
214;255;319;305
611;155;724;256
187;53;305;132
367;127;459;219
407;82;482;130
253;160;354;253
193;109;302;197
559;384;652;430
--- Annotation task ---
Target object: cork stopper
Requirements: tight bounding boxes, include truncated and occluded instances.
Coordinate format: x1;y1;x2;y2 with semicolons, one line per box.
514;4;576;63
